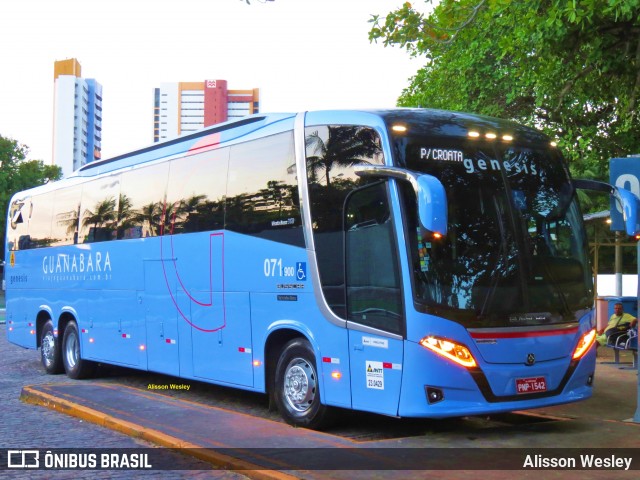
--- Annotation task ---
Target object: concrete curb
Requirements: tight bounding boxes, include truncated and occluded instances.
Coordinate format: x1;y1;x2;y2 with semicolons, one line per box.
20;385;300;480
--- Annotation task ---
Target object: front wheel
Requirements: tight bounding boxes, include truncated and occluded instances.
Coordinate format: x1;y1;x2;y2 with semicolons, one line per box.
62;321;96;379
273;338;332;429
40;320;63;374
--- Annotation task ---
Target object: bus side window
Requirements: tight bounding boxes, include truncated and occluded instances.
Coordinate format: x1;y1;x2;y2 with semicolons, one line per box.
51;186;83;246
166;148;228;235
344;182;403;334
9;198;28;251
226;132;303;247
27;193;54;249
305;124;384;319
79;175;121;243
120;164;169;239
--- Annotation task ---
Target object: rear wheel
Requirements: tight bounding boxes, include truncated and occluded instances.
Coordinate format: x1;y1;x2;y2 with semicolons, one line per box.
273;338;332;429
62;321;96;379
40;320;63;374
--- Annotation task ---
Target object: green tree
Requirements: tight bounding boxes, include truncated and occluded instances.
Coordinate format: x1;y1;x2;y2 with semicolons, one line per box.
369;1;640;190
0;135;62;256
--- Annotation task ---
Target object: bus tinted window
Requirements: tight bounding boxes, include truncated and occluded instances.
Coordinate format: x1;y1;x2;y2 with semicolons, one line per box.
345;182;403;334
226;132;303;247
8;194;52;251
120;163;169;239
8;198;29;251
305;125;384;318
80;175;120;243
51;186;82;246
25;193;55;249
397;137;592;327
166;148;228;235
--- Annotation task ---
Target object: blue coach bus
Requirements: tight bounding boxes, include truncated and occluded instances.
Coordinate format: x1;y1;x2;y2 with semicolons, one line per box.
5;109;639;428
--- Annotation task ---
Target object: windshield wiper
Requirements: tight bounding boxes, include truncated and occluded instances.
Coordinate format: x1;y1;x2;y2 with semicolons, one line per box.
479;197;510;317
536;256;574;317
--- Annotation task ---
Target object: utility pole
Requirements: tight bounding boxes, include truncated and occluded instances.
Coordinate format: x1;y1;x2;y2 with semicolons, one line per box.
615;231;623;296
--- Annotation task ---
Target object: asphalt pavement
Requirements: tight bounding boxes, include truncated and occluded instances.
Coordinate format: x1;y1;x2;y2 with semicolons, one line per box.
0;322;247;480
2;319;640;479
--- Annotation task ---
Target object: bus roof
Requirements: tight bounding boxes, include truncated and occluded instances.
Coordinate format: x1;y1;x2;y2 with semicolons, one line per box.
375;108;552;145
78;108;552;178
76;112;297;177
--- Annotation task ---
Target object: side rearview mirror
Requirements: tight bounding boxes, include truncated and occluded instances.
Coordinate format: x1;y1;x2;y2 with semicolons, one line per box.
354;164;448;235
573;179;640;236
613;187;640;236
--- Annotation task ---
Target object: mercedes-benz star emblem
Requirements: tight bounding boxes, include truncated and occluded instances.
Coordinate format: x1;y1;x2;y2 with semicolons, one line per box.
526;353;536;366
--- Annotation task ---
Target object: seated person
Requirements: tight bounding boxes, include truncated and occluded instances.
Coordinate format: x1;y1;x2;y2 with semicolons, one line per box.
596;302;637;347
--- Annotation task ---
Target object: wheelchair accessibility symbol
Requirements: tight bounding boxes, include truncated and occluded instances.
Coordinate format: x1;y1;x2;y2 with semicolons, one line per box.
296;262;307;281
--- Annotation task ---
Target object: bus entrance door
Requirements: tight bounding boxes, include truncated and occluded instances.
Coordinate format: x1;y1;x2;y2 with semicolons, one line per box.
348;331;403;416
343;181;404;416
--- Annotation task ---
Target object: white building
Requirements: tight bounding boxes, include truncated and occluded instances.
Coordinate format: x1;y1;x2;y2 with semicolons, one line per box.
52;59;103;177
153;80;259;143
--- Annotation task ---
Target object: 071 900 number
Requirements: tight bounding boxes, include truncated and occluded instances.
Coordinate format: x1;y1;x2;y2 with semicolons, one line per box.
263;258;295;278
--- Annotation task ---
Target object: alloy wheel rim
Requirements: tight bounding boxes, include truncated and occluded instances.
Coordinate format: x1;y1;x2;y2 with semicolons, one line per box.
283;358;316;413
42;332;55;366
65;332;78;369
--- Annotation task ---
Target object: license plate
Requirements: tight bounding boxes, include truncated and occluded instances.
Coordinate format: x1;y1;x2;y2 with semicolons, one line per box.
515;376;547;394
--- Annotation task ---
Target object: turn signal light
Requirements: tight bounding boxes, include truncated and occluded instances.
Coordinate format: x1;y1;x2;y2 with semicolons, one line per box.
572;329;596;360
420;336;477;368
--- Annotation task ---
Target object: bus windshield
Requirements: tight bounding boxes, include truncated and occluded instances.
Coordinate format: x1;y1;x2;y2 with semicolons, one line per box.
396;137;593;329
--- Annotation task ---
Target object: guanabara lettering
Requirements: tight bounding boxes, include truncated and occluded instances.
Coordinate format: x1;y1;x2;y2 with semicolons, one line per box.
42;252;112;274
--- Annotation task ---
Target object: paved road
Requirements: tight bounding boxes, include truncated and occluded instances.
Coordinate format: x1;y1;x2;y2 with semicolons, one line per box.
0;324;246;480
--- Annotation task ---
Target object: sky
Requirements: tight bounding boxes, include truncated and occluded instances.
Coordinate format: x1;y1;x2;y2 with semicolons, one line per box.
0;0;429;163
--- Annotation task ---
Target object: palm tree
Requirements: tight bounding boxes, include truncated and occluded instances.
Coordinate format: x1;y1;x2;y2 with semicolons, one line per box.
134;201;163;237
59;205;80;239
82;197;117;242
82;197;117;229
176;194;207;233
116;194;137;239
305;126;381;188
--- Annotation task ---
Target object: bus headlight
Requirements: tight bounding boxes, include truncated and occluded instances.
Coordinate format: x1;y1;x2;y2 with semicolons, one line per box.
419;336;477;368
572;328;596;360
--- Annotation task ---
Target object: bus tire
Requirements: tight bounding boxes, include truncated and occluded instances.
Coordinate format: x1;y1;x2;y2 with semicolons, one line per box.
273;338;332;429
40;320;64;374
62;321;96;379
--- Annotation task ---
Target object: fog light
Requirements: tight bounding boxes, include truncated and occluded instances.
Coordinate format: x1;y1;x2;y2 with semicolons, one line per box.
425;386;444;404
587;375;594;386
